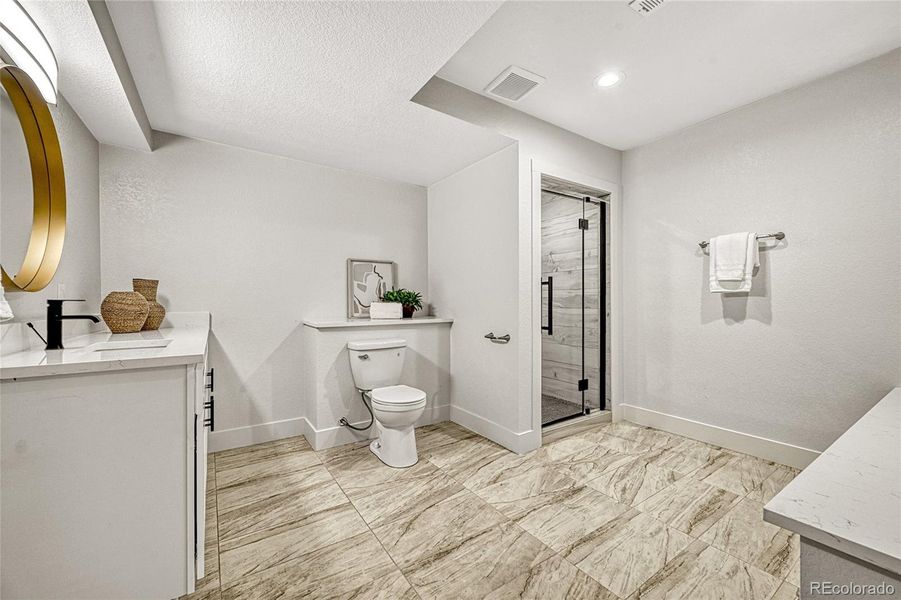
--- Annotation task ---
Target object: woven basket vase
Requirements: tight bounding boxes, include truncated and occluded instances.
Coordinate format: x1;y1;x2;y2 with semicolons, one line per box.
101;292;149;333
133;278;166;330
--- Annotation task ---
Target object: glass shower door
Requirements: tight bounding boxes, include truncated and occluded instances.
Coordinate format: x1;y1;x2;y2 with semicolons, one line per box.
540;188;605;426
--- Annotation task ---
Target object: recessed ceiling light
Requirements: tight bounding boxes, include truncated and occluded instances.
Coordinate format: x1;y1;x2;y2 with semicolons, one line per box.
594;71;625;89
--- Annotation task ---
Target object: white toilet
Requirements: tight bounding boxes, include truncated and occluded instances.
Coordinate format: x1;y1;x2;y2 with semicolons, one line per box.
347;339;427;468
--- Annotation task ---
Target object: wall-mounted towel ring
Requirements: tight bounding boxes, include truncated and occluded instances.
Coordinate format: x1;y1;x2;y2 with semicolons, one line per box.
484;332;511;344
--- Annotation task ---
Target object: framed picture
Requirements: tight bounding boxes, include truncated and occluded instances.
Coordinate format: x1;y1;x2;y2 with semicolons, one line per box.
347;258;397;319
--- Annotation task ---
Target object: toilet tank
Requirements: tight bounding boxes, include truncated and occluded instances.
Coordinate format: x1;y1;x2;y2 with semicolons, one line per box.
347;339;407;390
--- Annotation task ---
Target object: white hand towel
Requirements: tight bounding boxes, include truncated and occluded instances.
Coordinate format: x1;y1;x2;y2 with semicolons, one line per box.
0;285;13;321
713;232;752;280
709;232;758;293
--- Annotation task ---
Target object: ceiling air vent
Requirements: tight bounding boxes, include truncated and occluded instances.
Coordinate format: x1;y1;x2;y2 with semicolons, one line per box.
629;0;668;15
485;66;545;102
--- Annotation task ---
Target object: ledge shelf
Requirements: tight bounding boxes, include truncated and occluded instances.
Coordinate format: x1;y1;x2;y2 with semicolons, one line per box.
302;317;453;330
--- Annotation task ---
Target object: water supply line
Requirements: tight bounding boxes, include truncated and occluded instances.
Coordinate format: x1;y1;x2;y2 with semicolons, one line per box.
339;390;374;431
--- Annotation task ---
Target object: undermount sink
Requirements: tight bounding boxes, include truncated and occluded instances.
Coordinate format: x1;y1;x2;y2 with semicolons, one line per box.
86;339;173;352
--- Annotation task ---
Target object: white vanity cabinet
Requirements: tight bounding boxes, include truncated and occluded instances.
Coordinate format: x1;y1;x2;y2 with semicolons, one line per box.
192;352;214;582
0;312;212;600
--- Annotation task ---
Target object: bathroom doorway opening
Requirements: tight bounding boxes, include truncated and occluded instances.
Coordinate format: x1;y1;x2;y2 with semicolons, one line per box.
539;175;610;427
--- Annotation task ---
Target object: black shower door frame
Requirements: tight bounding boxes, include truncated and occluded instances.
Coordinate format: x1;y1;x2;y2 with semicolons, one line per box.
541;191;607;428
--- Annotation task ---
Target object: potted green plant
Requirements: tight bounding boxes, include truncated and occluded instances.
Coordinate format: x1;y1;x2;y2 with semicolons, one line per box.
382;288;423;319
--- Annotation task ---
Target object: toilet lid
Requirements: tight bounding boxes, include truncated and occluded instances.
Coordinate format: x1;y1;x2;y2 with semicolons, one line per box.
370;385;426;405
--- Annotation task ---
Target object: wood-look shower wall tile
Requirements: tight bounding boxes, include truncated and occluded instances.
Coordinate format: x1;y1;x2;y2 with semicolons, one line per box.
543;360;601;384
541;269;601;291
544;324;601;348
542;343;601;366
542;248;600;273
541;187;610;409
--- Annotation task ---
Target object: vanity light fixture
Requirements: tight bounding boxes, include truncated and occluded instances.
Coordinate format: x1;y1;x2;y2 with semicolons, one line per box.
594;70;625;89
0;0;58;104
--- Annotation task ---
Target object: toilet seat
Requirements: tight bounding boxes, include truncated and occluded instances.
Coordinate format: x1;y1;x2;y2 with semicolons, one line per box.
369;384;426;408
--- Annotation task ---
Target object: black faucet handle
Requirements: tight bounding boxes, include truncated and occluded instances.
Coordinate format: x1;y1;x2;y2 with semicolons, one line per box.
47;299;86;306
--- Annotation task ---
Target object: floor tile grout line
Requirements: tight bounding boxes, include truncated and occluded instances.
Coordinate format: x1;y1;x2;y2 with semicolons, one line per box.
696;536;795;584
216;441;425;596
628;479;746;543
205;423;796;599
523;424;783;542
618;436;798;584
553;432;713;518
691;471;800;578
661;451;800;585
319;451;424;600
429;447;620;598
433;433;649;597
209;428;475;596
403;427;606;594
212;444;367;592
551;426;784;596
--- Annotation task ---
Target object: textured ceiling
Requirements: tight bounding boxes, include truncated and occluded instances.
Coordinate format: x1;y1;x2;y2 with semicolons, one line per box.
438;1;901;150
21;0;152;151
106;1;512;186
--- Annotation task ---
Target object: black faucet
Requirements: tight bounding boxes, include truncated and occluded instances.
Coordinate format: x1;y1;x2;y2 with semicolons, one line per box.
46;299;101;350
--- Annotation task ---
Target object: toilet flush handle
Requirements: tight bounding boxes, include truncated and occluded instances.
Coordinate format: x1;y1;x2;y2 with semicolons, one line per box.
358;354;370;360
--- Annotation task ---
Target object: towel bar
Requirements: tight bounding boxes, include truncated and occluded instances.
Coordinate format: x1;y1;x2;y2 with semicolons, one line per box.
698;232;784;249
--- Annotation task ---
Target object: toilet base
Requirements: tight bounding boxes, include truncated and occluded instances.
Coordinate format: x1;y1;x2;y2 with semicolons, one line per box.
369;424;418;468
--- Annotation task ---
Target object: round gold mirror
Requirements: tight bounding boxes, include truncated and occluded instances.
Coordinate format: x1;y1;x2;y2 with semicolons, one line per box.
1;71;31;279
0;63;65;292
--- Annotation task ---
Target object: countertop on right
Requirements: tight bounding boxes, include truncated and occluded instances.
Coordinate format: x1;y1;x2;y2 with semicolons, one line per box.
764;387;901;574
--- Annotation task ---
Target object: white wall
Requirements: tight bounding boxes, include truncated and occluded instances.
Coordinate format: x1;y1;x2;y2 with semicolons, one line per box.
622;49;901;453
1;95;101;324
417;78;623;447
100;133;429;445
428;144;526;450
413;77;620;183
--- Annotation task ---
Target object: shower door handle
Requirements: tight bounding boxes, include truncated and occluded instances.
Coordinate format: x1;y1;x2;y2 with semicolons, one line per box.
541;276;553;336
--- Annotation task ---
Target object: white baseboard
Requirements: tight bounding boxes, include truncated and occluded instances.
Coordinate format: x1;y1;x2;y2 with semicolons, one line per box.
208;416;311;453
308;403;450;451
450;406;539;455
209;404;818;468
619;404;819;469
209;404;451;453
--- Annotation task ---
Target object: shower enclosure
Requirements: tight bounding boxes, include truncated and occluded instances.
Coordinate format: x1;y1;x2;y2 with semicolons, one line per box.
540;176;609;426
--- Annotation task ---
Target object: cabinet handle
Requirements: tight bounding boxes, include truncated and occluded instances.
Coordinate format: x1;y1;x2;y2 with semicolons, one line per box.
205;367;214;391
204;396;215;431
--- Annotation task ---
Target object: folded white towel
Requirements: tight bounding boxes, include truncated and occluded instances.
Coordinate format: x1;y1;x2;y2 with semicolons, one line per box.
709;232;758;293
713;232;751;281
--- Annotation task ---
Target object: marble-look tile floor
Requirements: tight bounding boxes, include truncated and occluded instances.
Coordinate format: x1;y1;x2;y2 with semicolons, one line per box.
182;420;802;600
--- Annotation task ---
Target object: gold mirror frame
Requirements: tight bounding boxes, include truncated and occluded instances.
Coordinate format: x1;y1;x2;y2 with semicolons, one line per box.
1;63;65;292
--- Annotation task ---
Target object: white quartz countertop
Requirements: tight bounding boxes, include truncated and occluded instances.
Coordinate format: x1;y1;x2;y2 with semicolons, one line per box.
0;312;211;380
303;317;453;329
764;388;901;574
